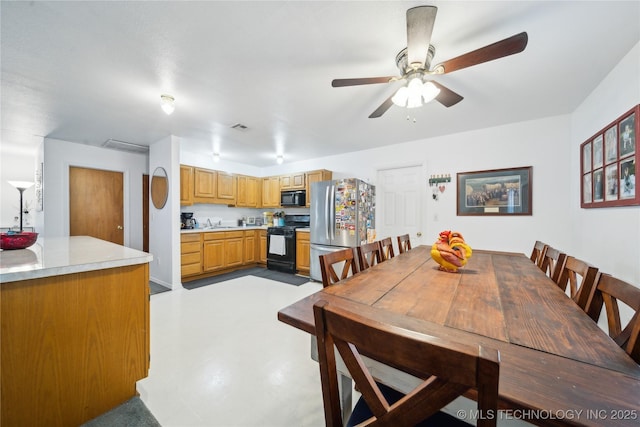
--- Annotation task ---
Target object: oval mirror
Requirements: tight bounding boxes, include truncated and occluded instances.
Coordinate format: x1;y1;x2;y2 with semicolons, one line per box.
150;167;169;209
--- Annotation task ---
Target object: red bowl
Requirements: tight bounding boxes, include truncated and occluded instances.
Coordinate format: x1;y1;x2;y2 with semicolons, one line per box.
1;232;39;250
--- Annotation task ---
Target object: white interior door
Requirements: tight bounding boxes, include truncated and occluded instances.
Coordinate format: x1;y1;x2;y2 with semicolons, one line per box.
376;165;424;251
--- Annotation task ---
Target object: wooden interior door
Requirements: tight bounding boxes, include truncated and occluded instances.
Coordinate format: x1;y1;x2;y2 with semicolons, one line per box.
376;165;424;248
69;166;124;245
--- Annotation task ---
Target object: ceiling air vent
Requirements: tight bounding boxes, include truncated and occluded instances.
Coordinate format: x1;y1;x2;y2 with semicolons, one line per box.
230;123;248;131
102;139;149;154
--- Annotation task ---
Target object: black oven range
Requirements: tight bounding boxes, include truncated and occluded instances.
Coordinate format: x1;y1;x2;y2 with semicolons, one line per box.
267;214;310;274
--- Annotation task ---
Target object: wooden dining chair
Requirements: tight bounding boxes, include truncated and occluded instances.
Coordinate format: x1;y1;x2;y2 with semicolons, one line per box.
539;246;567;285
556;256;599;312
529;240;548;269
397;234;412;254
356;241;383;271
585;273;640;363
319;248;358;288
313;300;500;427
379;237;395;260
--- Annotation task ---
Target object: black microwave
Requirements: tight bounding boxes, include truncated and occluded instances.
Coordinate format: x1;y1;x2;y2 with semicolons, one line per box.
280;190;306;207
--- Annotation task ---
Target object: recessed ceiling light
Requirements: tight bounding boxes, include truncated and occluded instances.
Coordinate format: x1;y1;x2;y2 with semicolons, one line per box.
276;155;284;164
213;153;220;162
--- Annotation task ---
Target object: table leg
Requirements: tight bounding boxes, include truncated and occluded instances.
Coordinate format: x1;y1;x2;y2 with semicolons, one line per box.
339;373;352;425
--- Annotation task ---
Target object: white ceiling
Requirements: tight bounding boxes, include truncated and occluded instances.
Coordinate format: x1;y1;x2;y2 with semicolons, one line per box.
2;1;639;166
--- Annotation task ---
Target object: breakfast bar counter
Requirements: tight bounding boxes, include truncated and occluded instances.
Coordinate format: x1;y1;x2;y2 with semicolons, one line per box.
1;236;153;426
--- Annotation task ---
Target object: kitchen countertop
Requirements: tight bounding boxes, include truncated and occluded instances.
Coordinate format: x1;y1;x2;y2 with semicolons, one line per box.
181;226;268;234
0;236;153;283
296;228;310;232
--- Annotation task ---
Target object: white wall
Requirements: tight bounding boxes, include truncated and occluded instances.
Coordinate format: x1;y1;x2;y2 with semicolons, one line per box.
42;138;148;250
257;113;571;254
571;41;640;285
149;136;181;289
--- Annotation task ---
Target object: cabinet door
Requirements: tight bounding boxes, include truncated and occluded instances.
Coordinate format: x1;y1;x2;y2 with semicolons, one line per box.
280;175;292;190
244;232;256;264
225;238;244;267
296;232;310;273
259;231;267;263
305;170;332;207
262;177;280;207
194;168;217;198
292;172;305;189
180;165;194;206
217;172;236;202
236;176;247;206
246;177;259;207
203;240;225;271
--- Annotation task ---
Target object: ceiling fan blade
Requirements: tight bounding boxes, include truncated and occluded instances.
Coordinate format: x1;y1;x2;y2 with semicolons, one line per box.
369;94;395;118
433;32;528;74
429;81;464;107
332;77;396;87
406;6;437;69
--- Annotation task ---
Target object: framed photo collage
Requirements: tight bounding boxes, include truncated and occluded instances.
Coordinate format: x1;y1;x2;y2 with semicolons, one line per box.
581;105;639;208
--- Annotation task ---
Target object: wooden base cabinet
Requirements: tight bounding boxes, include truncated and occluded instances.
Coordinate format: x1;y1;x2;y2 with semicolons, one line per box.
1;264;150;427
296;231;310;275
259;230;267;265
181;233;202;277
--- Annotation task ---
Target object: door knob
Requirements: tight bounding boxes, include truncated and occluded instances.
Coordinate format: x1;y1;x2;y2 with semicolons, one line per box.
117;225;123;230
416;232;422;237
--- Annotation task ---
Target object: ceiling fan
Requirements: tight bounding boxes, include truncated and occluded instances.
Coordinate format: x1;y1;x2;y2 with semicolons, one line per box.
332;5;528;118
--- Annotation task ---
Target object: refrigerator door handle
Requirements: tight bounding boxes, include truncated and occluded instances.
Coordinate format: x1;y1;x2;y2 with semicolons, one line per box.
324;185;330;240
330;184;336;240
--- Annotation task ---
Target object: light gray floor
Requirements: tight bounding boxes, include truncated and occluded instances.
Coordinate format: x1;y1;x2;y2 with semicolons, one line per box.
137;276;326;426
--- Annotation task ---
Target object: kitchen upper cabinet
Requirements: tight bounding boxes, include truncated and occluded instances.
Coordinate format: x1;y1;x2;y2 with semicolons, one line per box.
180;165;194;206
261;177;280;208
216;172;236;203
280;172;305;190
192;167;237;205
305;169;333;207
237;175;260;208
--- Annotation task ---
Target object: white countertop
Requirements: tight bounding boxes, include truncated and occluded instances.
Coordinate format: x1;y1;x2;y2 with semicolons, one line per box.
0;236;153;283
181;226;268;234
296;228;310;232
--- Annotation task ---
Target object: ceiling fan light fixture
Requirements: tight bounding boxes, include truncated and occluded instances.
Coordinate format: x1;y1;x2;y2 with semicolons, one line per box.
406;77;424;108
391;86;409;107
160;94;175;115
213;152;220;162
276;154;284;164
422;81;441;104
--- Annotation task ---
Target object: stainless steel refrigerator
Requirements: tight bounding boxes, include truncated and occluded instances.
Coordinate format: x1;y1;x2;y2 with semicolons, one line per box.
310;178;375;282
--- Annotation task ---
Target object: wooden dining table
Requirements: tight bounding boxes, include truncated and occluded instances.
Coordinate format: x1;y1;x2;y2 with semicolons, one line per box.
278;246;640;426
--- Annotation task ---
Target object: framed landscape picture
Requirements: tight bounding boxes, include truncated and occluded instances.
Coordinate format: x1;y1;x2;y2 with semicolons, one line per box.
457;166;532;216
581;104;639;208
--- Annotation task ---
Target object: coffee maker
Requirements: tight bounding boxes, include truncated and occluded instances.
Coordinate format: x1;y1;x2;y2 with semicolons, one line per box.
181;212;196;229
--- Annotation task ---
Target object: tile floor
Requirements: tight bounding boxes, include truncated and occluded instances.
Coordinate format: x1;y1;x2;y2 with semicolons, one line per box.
137;276;326;426
138;275;531;427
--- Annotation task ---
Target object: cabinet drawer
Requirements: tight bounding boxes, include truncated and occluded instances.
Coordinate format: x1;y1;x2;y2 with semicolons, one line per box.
296;231;309;242
181;233;200;243
181;263;202;277
225;231;244;238
181;252;201;265
181;242;201;253
204;232;225;241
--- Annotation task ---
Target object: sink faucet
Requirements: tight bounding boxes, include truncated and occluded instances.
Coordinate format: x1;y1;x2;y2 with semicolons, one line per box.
206;218;213;228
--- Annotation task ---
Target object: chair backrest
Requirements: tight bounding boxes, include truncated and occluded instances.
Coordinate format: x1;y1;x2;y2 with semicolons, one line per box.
357;241;383;271
319;248;358;288
557;256;599;311
379;237;395;260
397;234;412;254
313;300;500;427
586;273;640;363
539;246;567;284
529;240;548;268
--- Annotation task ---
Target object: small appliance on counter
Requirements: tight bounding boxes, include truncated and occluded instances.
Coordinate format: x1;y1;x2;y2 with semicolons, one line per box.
181;212;196;229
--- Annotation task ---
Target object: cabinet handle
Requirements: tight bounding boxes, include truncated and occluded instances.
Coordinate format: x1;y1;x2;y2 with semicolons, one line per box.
117;225;123;230
416;232;422;237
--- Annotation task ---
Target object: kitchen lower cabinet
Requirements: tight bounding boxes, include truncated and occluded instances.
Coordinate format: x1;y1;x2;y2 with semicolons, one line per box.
296;231;310;275
181;233;202;277
259;230;267;264
224;231;244;268
203;234;225;272
244;230;257;264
